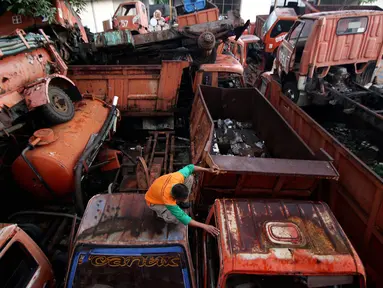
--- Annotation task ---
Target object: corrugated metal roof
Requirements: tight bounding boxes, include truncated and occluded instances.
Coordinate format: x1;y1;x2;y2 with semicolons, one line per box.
215;199;365;275
75;193;187;246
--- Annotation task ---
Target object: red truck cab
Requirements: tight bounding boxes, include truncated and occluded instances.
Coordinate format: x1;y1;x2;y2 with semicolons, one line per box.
64;193;366;288
193;54;245;91
257;8;297;54
111;1;149;34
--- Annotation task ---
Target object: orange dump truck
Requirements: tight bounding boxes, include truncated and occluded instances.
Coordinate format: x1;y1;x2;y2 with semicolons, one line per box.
176;1;219;29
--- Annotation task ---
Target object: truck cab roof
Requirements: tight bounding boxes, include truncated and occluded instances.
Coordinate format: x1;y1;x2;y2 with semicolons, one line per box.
302;9;383;20
274;7;297;18
75;193;188;247
214;198;365;277
199;54;244;75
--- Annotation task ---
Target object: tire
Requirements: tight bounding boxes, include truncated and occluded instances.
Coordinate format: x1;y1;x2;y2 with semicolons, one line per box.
41;85;75;125
282;81;300;103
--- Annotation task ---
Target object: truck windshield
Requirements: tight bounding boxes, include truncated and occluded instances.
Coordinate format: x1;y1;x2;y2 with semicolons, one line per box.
225;274;361;288
66;247;189;288
262;11;277;37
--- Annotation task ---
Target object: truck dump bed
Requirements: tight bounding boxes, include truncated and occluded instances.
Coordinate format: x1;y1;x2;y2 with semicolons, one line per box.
176;2;219;29
68;60;190;116
264;76;383;286
190;86;338;203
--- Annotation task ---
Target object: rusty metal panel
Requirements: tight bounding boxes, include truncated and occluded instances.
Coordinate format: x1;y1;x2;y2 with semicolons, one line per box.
210;155;337;177
75;193;188;247
0;48;51;95
267;78;383;286
68;61;189;115
190;87;214;164
157;61;190;111
214;198;366;277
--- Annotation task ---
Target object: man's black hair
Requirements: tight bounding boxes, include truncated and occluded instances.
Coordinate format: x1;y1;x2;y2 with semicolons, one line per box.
171;184;189;200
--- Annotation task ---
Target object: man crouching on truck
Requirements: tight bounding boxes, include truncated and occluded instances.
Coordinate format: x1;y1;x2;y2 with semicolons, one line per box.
145;164;220;236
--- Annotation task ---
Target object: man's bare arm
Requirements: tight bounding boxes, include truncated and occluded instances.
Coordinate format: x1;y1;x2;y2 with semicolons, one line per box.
188;219;220;236
194;165;220;175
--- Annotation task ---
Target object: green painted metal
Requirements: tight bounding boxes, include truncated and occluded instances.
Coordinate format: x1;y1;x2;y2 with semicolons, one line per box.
94;30;135;48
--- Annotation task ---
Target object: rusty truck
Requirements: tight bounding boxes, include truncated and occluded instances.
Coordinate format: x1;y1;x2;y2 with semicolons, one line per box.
1;85;368;288
0;0;89;63
62;87;361;288
275;10;383;108
0;29;82;133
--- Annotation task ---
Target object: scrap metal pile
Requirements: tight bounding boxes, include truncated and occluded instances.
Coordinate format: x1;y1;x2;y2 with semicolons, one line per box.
212;118;268;157
86;19;248;65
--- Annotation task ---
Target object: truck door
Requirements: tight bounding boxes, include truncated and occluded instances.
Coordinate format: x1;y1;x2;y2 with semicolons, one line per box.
278;19;314;75
267;19;296;53
278;21;304;75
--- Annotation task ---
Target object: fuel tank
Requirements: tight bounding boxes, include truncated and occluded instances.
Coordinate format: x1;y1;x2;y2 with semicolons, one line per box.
12;99;109;199
0;48;52;95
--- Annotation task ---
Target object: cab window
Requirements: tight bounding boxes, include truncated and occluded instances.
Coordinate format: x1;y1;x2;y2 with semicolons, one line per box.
117;4;137;16
337;17;368;35
287;21;304;47
294;19;315;62
72;252;186;288
141;4;147;15
0;241;38;288
270;20;295;38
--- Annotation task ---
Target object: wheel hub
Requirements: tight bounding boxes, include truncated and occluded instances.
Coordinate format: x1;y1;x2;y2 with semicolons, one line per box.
52;95;68;112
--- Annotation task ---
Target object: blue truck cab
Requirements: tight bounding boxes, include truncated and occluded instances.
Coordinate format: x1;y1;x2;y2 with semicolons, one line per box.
65;193;195;288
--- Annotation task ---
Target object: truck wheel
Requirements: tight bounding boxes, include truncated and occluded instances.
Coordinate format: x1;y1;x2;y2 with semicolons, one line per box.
41;86;75;125
283;81;300;103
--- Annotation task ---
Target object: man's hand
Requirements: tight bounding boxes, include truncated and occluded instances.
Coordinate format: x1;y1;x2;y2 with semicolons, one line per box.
209;167;220;175
203;224;220;236
208;164;221;175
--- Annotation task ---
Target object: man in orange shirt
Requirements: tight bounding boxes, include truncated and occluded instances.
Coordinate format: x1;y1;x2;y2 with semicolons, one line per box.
145;164;220;236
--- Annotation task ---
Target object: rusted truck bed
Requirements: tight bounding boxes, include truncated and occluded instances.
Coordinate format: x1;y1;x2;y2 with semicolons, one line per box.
264;76;383;287
68;60;190;116
190;86;339;205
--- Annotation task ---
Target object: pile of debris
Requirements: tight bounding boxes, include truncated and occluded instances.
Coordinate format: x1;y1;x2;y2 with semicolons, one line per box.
211;118;268;157
324;122;383;177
